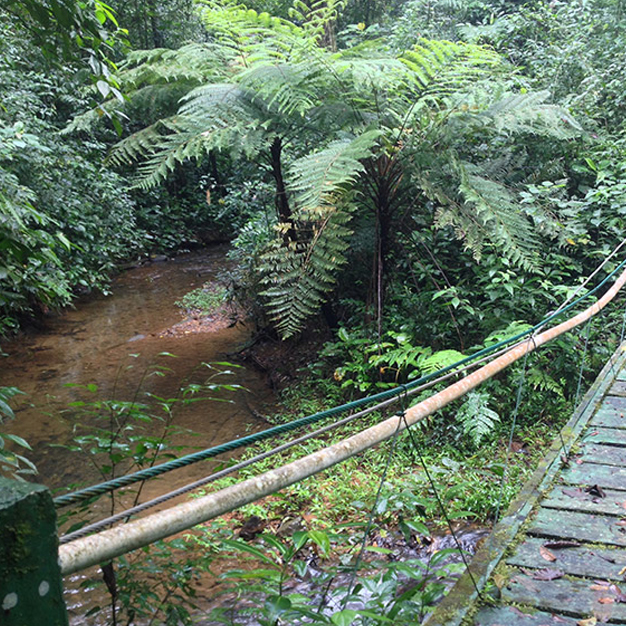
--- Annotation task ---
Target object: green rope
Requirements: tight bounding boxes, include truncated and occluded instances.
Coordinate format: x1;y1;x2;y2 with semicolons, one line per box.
54;256;626;509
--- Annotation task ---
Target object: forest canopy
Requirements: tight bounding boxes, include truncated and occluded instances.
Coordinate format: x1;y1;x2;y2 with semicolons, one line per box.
1;0;625;348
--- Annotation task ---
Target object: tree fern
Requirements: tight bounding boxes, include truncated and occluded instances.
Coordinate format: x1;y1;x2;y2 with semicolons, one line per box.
260;133;381;337
101;1;581;339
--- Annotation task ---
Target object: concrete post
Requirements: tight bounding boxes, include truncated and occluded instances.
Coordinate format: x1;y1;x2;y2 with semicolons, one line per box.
0;477;68;626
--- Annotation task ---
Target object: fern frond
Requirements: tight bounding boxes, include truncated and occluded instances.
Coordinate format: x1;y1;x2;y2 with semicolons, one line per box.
430;160;541;270
197;1;313;64
288;130;381;209
260;205;354;338
289;0;346;41
483;321;533;347
420;349;465;375
527;367;565;397
333;51;408;92
120;43;235;88
400;39;500;97
237;62;322;117
107;121;171;167
455;391;500;447
481;90;582;137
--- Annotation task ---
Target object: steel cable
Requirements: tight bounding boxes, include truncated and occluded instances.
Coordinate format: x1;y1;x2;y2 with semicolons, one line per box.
54;246;626;509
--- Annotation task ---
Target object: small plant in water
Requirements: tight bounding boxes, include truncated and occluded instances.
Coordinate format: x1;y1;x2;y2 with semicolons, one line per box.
58;355;243;626
175;284;228;316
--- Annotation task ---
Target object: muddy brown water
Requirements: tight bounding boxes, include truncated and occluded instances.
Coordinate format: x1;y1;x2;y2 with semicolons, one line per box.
0;247;283;623
0;247;276;498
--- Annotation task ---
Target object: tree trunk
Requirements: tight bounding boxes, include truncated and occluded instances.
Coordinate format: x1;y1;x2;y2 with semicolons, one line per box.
269;137;296;242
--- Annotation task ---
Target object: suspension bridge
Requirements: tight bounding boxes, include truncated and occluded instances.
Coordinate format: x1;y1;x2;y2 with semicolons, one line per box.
4;250;626;625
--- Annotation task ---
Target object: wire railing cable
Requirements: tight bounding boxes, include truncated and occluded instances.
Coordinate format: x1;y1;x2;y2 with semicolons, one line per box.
59;338;535;540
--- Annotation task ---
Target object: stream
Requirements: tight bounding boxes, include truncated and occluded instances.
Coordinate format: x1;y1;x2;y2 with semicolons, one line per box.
0;246;488;624
0;246;276;497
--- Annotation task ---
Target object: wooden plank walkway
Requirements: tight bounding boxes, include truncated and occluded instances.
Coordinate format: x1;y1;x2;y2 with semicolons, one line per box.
427;343;626;626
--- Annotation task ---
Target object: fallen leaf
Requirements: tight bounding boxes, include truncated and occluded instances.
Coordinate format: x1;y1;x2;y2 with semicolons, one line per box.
493;572;508;590
620;566;626;577
585;485;606;498
598;597;615;604
591;582;611;590
562;488;587;499
577;617;597;626
617;519;626;527
577;458;584;465
540;545;557;562
532;568;565;581
543;540;580;549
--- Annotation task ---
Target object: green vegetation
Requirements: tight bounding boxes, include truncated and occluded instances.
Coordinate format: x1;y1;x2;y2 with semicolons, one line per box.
3;0;626;623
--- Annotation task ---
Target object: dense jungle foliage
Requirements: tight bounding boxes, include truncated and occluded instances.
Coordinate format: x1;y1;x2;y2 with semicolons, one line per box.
3;0;626;623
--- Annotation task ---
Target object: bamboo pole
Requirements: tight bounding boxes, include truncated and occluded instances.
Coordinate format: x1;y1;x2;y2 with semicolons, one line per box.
58;267;626;575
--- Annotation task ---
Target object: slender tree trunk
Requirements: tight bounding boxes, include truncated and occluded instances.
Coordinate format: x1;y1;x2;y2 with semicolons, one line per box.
322;21;337;51
146;0;162;48
365;155;402;340
269;137;297;243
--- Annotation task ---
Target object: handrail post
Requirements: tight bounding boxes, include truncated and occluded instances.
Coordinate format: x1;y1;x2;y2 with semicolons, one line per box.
0;477;68;625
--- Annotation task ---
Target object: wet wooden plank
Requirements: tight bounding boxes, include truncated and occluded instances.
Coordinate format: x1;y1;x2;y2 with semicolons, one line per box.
617;367;626;382
561;462;626;490
583;428;626;447
502;572;626;622
543;484;626;516
579;442;626;466
611;381;626;396
473;606;581;625
507;536;626;580
590;397;626;429
529;508;626;546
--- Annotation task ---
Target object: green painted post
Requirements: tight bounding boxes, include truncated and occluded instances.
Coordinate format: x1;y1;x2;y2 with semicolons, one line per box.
0;477;68;626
